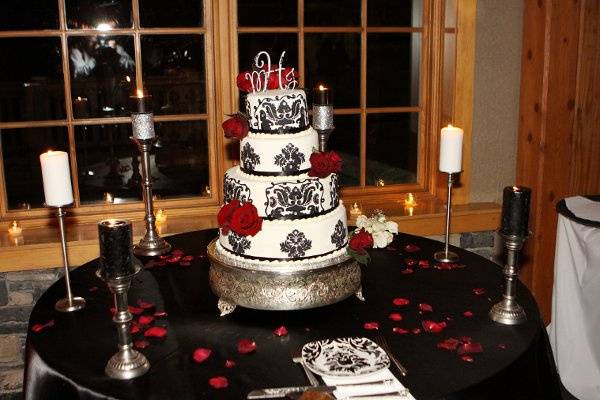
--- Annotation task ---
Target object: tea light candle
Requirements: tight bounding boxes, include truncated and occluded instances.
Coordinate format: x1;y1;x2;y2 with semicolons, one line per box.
39;150;74;207
406;206;414;217
156;209;167;224
350;202;362;216
404;193;417;207
103;192;114;204
500;186;532;237
98;219;136;280
8;221;22;236
376;179;385;187
439;124;464;173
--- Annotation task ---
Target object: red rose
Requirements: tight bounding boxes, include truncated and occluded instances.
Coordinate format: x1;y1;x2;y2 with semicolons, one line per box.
222;115;249;140
230;203;263;236
308;151;343;178
217;200;241;234
266;67;298;89
236;71;253;92
349;229;373;254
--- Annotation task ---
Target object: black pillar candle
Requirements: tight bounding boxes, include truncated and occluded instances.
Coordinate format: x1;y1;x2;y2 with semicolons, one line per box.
500;186;532;236
313;84;331;105
98;220;136;280
129;90;153;114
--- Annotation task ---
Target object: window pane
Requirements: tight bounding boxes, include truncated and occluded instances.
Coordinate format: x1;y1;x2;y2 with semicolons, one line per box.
0;1;58;30
66;0;132;30
328;115;360;187
305;0;360;26
366;113;418;185
1;127;69;210
69;35;135;118
305;33;360;108
0;38;65;122
141;35;206;115
76;121;209;204
367;33;420;107
140;0;203;27
368;0;422;27
237;0;297;27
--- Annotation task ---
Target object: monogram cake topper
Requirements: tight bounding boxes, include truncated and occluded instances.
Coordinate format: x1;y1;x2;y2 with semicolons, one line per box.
244;51;298;93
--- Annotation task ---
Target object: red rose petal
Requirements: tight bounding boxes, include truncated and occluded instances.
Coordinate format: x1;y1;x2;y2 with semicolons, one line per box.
144;326;167;338
224;360;236;368
193;347;212;363
159;255;169;260
129;306;144;315
393;327;409;334
134;340;150;349
412;328;422;335
404;244;421;253
139;315;155;326
446;316;454;321
154;311;168;318
237;339;256;354
136;299;155;310
419;303;433;312
208;376;229;389
172;249;184;256
179;261;192;267
422;320;446;334
461;336;472;343
273;326;288;337
363;322;380;330
130;323;141;334
401;268;414;274
182;255;194;261
498;343;507;350
418;260;430;269
437;338;460;351
461;355;474;362
388;313;403;321
393;297;410;306
473;288;485;295
31;320;54;333
157;261;167;267
88;286;99;292
457;342;483;354
167;256;181;264
404;258;417;267
463;311;474;317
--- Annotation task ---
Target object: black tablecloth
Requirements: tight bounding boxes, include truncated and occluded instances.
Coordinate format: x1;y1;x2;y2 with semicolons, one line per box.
24;230;561;399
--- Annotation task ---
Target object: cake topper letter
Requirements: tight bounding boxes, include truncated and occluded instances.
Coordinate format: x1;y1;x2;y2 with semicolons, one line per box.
244;51;298;93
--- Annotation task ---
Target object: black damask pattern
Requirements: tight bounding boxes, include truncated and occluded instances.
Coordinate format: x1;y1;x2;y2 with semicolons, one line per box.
274;143;305;173
224;176;251;203
329;174;340;208
280;229;312;258
252;94;308;131
241;142;260;171
265;179;324;218
330;220;346;248
228;231;251;254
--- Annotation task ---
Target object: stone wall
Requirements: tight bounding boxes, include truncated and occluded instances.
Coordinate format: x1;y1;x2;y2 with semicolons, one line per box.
0;231;496;399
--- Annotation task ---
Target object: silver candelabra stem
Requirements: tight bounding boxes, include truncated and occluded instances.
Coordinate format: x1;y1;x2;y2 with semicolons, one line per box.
53;206;86;312
489;232;528;325
101;264;150;379
131;137;171;257
313;104;334;152
434;173;459;263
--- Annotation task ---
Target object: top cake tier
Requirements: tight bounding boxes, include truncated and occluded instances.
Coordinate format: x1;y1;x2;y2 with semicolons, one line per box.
245;89;310;133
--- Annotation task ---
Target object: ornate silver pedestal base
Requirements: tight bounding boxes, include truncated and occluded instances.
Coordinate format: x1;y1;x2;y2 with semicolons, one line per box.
105;345;150;379
433;250;459;263
489;299;526;325
133;235;172;257
208;240;361;313
55;296;86;312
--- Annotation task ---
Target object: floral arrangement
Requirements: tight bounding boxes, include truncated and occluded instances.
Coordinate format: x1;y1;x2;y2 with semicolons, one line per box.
308;150;343;178
222;113;249;140
217;199;263;237
348;211;398;264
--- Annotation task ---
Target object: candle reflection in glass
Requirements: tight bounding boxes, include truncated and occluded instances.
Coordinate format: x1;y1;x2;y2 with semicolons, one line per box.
350;202;362;216
404;193;417;207
8;221;22;236
103;192;114;204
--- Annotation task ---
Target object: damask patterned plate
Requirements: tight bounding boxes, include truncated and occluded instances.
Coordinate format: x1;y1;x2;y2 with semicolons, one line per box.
301;337;390;377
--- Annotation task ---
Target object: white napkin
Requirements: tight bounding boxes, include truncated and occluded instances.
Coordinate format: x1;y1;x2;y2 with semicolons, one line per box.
565;196;600;222
319;369;415;400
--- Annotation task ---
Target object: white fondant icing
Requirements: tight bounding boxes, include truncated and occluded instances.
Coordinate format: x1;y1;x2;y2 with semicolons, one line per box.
224;166;339;219
219;202;348;260
239;128;318;174
245;89;309;131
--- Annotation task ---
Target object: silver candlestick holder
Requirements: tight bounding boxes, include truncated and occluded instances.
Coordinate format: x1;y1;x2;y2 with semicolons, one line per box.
434;173;459;263
130;112;171;257
489;232;528;325
313;104;334;152
49;205;86;312
97;263;150;379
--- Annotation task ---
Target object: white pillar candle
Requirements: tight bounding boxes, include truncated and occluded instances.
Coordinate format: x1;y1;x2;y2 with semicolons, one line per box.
39;150;74;207
439;124;464;173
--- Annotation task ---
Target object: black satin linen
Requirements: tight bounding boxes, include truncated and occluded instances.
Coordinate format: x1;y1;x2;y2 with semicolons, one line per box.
24;230;561;400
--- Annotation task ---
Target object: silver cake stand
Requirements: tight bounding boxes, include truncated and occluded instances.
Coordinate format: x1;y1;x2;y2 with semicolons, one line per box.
207;239;363;316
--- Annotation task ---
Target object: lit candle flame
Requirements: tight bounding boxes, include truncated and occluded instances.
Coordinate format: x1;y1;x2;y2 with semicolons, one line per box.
136;89;144;98
8;220;22;236
404;193;417;207
126;76;131;82
318;84;327;91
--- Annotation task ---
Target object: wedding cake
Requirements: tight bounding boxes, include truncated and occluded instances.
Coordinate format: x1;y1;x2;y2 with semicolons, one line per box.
214;52;349;267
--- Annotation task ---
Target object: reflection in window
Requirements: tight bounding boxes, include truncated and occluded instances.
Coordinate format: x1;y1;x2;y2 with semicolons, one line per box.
66;0;132;30
1;127;69;209
328;115;360;186
69;35;135;118
139;0;203;27
0;1;59;30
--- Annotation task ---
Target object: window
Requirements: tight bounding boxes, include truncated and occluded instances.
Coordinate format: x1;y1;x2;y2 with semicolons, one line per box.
0;0;467;224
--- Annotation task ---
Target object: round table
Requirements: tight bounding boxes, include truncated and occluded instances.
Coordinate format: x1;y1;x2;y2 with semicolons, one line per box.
24;230;561;400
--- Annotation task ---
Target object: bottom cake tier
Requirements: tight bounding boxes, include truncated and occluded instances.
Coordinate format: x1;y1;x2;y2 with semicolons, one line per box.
218;202;348;261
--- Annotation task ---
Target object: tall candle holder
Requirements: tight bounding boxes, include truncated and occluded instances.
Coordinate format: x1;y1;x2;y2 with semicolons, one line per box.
434;173;459;263
130;92;171;257
313;85;334;152
489;232;528;325
51;205;86;312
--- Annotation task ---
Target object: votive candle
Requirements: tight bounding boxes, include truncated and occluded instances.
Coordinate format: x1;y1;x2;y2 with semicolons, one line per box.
39;150;74;207
439;124;464;173
500;186;532;237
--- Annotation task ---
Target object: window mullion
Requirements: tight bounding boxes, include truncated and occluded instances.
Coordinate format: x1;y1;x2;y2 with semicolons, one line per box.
360;0;368;187
298;0;305;88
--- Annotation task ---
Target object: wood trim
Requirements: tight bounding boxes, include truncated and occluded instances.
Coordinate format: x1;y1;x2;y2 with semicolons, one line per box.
359;0;367;187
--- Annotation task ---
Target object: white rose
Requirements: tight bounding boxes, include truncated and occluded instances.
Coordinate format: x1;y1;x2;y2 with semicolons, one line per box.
356;215;370;230
371;220;387;234
376;212;386;223
385;221;399;234
372;230;393;248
